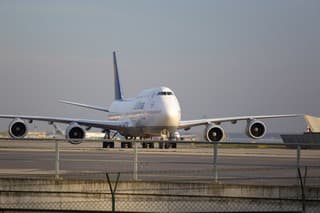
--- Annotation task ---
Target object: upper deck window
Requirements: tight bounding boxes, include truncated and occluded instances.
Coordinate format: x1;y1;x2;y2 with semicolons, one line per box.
157;91;173;96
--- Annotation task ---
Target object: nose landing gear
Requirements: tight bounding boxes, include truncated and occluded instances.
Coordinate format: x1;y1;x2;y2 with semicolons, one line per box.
158;129;177;149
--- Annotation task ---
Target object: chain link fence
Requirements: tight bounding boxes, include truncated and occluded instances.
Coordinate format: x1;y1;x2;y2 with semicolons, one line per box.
0;138;319;212
0;171;319;212
1;193;319;212
0;138;319;184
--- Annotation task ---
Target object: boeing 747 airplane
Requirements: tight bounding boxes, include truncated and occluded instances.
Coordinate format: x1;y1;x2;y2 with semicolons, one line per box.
0;52;300;143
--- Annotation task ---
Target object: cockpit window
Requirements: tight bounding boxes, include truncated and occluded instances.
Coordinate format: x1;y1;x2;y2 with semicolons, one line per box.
157;91;173;96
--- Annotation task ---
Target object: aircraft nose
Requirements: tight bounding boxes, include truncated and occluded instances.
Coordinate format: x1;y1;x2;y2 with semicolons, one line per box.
163;108;180;126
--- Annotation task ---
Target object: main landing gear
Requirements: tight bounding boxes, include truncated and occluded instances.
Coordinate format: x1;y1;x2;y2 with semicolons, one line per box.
102;130;177;149
102;130;116;148
121;136;133;149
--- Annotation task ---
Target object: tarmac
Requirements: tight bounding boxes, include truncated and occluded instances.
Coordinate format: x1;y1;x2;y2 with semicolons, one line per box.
0;139;319;185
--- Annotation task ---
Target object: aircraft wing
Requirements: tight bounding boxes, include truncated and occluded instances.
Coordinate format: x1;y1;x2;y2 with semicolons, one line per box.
0;115;127;131
179;114;301;130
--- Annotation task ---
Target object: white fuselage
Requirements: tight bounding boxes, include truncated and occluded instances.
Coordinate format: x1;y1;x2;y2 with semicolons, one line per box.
107;87;181;137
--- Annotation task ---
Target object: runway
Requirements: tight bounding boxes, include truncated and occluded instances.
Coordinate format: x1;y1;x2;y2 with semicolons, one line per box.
0;140;319;185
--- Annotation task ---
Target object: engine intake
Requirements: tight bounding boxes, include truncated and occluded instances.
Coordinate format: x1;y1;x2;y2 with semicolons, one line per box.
204;124;225;142
246;120;267;139
9;119;28;139
65;122;85;144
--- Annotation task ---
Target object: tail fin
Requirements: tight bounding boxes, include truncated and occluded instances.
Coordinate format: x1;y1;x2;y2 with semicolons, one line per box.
113;51;123;100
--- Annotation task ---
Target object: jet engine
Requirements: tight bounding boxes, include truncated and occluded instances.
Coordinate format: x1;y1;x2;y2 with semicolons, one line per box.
204;124;225;142
65;122;85;144
9;119;28;139
246;120;267;139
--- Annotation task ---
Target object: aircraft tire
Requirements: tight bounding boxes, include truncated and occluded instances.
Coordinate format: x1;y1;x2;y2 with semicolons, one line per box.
102;142;108;148
103;142;114;148
121;142;126;149
159;142;164;149
149;143;154;149
165;143;170;149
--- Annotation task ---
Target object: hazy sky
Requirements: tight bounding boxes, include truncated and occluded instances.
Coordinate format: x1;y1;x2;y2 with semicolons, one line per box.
0;0;319;134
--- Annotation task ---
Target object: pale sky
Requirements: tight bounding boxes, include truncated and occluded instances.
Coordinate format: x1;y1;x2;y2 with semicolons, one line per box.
0;0;319;134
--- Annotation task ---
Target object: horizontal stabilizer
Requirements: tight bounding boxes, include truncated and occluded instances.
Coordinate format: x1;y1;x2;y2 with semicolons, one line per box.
59;100;109;112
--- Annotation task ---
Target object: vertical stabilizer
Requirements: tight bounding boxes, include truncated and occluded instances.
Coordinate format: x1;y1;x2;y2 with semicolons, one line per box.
113;51;123;100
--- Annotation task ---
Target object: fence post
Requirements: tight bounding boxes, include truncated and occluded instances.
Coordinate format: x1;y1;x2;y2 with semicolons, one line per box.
106;172;120;213
55;140;60;179
213;142;218;183
296;144;301;185
297;167;306;213
133;140;138;181
303;166;308;186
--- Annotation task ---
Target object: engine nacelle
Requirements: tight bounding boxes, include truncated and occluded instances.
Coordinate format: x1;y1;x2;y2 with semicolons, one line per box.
65;122;85;144
9;119;28;139
169;131;181;140
246;120;267;139
204;124;225;142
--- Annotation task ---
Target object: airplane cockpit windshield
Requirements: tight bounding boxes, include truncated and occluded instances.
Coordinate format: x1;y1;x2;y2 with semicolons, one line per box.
157;91;173;96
